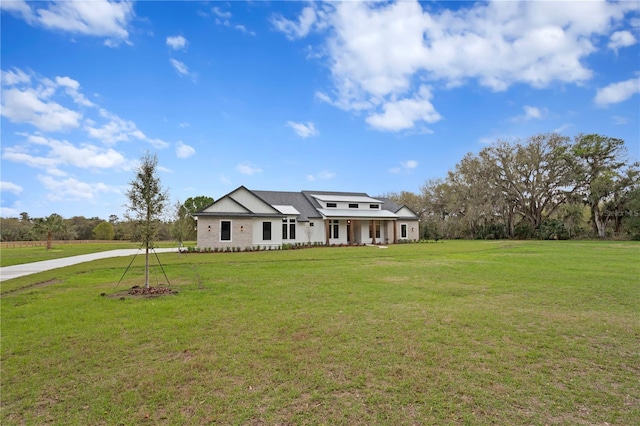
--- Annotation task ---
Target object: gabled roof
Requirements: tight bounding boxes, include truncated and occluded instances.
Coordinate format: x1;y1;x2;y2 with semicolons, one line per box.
196;187;419;221
196;186;285;218
378;197;420;218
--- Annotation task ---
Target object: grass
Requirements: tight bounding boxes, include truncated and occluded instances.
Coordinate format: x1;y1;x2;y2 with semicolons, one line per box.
1;240;639;424
0;241;187;267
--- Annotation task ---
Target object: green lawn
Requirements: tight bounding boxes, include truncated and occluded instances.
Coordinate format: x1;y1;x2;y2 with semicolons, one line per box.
1;240;639;425
0;241;186;267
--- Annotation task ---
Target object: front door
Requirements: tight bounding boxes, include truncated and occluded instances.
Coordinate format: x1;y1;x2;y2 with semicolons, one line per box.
347;222;351;244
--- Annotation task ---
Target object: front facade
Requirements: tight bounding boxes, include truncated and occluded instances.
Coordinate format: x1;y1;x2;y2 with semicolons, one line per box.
195;186;420;250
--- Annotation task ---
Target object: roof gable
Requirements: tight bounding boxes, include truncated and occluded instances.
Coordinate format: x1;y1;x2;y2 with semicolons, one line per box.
197;185;282;217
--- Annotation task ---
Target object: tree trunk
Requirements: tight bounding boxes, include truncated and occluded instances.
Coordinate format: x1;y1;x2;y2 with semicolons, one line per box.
594;208;606;238
144;245;150;289
47;231;53;250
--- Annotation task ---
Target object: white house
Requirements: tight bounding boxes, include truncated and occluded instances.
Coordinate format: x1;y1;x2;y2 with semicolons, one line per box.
195;186;420;250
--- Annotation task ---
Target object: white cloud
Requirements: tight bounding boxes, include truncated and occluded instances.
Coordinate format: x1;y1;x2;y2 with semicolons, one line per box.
286;121;319;138
277;0;637;132
4;0;135;44
85;109;169;148
389;160;418;174
608;31;636;52
2;133;130;174
1;68;31;86
0;0;34;22
166;35;187;50
511;105;548;122
595;77;640;106
55;76;95;107
0;181;23;195
236;163;262;175
0;206;21;218
38;175;118;201
169;58;190;76
212;7;231;19
234;25;256;36
307;170;336;181
272;6;318;40
612;115;628;125
176;141;195;158
1;87;82;132
366;86;441;131
0;69;97;131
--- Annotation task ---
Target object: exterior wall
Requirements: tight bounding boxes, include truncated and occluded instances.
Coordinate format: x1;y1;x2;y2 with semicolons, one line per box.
396;220;420;241
198;217;420;249
300;220;326;244
252;218;282;249
328;220;348;245
197;216;254;249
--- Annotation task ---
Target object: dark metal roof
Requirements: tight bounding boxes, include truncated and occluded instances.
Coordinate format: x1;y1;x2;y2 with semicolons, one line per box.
198;187;419;221
252;190;321;221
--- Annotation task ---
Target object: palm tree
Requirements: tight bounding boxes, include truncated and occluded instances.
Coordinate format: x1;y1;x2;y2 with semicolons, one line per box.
33;213;68;250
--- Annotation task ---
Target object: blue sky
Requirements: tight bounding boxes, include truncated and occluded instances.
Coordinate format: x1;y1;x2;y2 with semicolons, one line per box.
1;0;639;220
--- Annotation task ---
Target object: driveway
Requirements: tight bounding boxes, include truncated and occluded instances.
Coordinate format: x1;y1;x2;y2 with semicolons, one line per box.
0;248;179;282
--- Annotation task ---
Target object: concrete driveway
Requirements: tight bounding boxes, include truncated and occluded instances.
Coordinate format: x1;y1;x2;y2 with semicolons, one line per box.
0;248;179;282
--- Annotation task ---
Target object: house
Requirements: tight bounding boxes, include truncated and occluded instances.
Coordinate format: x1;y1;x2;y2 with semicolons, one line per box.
195;186;420;250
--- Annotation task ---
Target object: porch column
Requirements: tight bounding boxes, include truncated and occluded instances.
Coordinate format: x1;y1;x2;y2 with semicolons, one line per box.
325;219;330;246
393;221;397;244
371;220;377;244
349;220;354;245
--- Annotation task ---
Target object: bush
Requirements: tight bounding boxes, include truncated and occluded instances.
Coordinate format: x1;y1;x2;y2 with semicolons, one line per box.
536;219;570;240
514;222;535;239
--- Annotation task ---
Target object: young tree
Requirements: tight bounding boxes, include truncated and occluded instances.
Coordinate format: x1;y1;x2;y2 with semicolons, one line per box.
170;200;191;246
125;152;169;288
33;213;69;250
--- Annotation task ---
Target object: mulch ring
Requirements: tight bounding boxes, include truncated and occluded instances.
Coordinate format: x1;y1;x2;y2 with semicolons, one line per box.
105;286;178;299
128;285;177;296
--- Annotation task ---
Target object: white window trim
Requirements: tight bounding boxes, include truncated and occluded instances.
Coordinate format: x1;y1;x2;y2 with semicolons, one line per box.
400;223;408;239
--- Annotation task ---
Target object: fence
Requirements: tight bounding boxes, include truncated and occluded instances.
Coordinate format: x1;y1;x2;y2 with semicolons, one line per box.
0;240;116;249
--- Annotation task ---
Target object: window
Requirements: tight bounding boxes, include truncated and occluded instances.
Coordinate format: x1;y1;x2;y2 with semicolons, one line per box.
348;203;359;209
327;202;337;208
401;224;407;238
289;221;296;240
220;220;231;241
369;222;380;238
370;204;379;209
331;220;339;238
263;222;272;240
283;218;296;240
309;222;314;227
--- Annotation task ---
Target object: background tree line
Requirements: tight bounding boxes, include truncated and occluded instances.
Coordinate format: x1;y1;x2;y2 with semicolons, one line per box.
384;133;640;240
0;196;214;244
3;133;638;243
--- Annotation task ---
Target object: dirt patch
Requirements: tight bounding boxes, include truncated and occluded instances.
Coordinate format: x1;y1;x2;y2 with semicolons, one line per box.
105;286;178;299
1;279;64;297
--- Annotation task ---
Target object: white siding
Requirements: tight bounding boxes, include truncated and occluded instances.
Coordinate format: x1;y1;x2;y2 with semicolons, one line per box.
232;187;280;214
202;197;249;213
252;218;282;248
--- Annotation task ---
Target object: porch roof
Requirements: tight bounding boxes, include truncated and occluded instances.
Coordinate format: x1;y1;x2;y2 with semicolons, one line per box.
317;209;398;219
